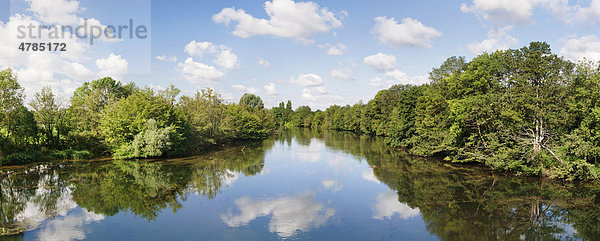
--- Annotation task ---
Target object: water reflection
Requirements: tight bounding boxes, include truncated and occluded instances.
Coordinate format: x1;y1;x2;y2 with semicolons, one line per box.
0;128;599;240
321;180;342;192
221;192;335;238
36;208;103;241
372;191;420;220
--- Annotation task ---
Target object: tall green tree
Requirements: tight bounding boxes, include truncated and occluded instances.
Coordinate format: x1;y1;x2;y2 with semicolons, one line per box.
239;93;264;109
179;88;226;147
0;69;26;148
30;86;67;148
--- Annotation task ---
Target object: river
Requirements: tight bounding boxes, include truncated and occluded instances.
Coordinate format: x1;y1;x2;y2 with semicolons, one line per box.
1;128;599;240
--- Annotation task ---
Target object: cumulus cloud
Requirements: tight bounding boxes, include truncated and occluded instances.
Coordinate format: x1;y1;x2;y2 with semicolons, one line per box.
330;62;354;81
215;49;240;70
372;191;420;220
264;82;278;95
363;53;429;85
221;192;335;238
213;0;344;43
298;87;344;110
467;26;518;54
372;16;441;48
257;57;271;69
178;57;225;83
549;0;600;25
232;84;258;94
184;41;239;70
363;53;398;72
96;53;128;80
560;35;600;62
368;77;384;87
178;41;239;83
156;55;177;62
290;73;324;86
460;0;546;25
318;43;347;55
25;0;82;25
184;41;219;58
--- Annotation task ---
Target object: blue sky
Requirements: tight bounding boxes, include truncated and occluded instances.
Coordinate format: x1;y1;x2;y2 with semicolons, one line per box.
2;0;600;109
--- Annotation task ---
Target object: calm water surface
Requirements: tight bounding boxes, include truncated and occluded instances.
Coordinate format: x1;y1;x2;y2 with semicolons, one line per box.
1;129;599;240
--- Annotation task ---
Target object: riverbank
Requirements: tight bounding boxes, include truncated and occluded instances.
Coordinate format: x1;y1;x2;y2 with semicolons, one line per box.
2;128;599;240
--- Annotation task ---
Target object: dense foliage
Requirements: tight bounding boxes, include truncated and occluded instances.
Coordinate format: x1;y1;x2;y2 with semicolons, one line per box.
284;42;600;180
2;42;600;181
0;69;275;162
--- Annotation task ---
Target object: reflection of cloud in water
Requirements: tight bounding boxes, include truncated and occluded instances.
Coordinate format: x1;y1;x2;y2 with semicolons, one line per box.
321;180;342;192
11;179;104;241
15;189;77;228
296;141;324;163
222;170;239;187
327;154;353;173
37;209;104;241
373;191;420;220
221;192;335;237
362;170;380;184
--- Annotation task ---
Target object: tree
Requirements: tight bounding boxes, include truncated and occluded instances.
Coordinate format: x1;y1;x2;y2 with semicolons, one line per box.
30;86;67;148
291;105;313;127
179;88;226;147
99;88;185;155
239;93;264;109
0;69;25;144
70;77;133;138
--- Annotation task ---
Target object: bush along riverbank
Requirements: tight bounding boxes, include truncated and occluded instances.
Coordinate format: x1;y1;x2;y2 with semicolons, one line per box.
1;42;599;182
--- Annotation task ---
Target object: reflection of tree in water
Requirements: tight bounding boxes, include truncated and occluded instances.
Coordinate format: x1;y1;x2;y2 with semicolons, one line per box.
303;128;600;241
1;164;75;236
0;138;273;236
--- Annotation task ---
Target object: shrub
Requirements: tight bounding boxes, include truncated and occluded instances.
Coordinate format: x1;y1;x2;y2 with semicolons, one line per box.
73;150;92;159
2;151;46;165
114;119;174;159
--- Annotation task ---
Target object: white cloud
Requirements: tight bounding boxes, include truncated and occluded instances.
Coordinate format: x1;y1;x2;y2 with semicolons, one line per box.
221;192;335;238
213;0;344;43
156;55;177;62
215;49;240;70
232;84;258;94
363;53;398;72
368;77;384;87
363;53;429;85
184;40;239;69
184;41;219;58
96;53;128;80
372;191;420;220
290;73;324;86
467;26;518;55
318;43;347;55
264;82;278;95
460;0;546;25
372;16;441;48
299;87;344;110
257;57;271;69
25;0;82;25
178;57;225;83
330;62;354;81
560;35;600;62
321;180;342;192
549;0;600;25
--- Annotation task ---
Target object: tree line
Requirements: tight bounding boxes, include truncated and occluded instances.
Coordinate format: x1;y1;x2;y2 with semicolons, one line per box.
0;71;276;164
283;42;600;181
1;41;599;181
